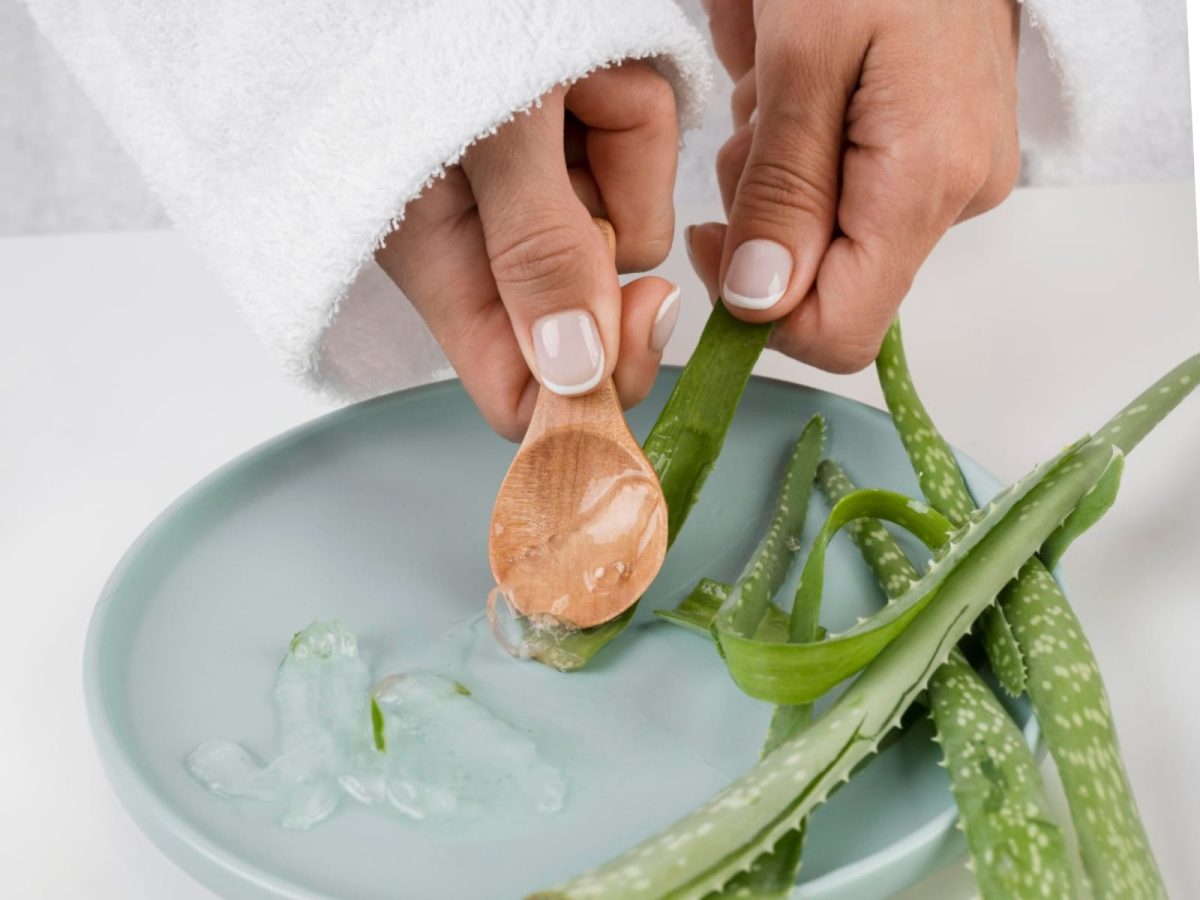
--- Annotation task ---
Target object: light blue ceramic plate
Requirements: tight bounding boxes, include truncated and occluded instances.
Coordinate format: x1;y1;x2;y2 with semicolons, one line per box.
84;371;1037;900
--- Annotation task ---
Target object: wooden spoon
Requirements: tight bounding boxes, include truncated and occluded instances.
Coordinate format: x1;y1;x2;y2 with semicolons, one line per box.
487;221;668;629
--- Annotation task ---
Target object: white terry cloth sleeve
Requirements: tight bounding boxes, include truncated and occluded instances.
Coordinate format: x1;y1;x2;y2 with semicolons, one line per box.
24;0;711;400
1014;0;1192;186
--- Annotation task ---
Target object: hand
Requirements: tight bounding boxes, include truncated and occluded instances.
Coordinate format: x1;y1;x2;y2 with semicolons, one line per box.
691;0;1020;371
376;63;683;440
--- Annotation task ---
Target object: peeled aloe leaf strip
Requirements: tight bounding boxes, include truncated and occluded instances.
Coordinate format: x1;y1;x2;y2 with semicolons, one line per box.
711;484;966;705
532;435;1116;900
544;303;771;669
879;324;1197;898
818;459;1075;899
876;321;1026;695
723;416;825;637
710;418;824;899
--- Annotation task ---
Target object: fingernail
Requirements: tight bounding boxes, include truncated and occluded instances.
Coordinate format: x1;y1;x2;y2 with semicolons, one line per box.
532;309;605;395
650;284;682;353
683;225;697;269
723;239;792;310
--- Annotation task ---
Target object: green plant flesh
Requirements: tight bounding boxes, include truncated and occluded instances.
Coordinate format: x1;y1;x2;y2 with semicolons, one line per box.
819;459;1075;899
530;303;771;670
370;697;386;753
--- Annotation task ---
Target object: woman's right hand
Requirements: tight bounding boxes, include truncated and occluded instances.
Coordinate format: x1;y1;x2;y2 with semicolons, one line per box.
376;62;684;441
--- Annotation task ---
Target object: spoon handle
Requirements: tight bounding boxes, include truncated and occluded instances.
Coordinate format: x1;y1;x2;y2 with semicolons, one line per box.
525;379;625;441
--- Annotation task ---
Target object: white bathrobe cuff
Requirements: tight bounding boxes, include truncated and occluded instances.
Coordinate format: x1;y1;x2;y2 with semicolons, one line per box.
25;0;712;399
1015;0;1191;186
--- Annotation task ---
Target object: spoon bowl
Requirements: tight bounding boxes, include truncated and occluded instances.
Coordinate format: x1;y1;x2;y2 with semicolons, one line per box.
488;379;668;629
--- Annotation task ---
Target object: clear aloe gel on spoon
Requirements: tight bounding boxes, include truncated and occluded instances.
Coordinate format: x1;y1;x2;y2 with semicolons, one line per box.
487;443;667;667
186;621;565;829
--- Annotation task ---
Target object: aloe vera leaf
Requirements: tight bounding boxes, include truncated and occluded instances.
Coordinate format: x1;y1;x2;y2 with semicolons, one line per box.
655;578;813;643
1039;451;1123;570
712;422;825;900
1036;353;1200;572
534;303;772;670
643;304;775;545
711;483;975;705
816;460;920;597
1000;361;1200;898
531;440;1115;900
876;320;1027;696
1094;352;1200;455
882;331;1193;898
929;648;1076;899
1002;564;1162;899
820;459;1076;898
725;416;826;636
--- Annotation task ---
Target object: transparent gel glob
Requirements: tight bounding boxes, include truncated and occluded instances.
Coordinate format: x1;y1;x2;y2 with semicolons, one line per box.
186;621;565;829
486;587;583;673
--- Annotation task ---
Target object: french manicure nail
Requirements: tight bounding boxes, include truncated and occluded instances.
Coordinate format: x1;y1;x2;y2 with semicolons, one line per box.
650;285;682;353
532;309;605;395
723;239;793;310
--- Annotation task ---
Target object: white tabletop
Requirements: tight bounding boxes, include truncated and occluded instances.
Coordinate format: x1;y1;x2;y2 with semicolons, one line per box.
2;181;1198;898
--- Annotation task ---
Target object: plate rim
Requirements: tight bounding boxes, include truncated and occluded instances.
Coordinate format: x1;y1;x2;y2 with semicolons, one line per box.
83;370;1045;900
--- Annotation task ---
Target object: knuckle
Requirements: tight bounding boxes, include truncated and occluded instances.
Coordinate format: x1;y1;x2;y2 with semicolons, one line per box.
488;219;586;291
736;158;835;229
730;74;757;124
976;142;1020;212
827;341;880;374
941;147;991;208
620;231;673;272
489;409;527;443
716;128;753;187
615;61;677;122
642;74;677;120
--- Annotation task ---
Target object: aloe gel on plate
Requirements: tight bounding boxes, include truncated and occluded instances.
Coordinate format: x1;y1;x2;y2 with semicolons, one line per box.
186;621;565;829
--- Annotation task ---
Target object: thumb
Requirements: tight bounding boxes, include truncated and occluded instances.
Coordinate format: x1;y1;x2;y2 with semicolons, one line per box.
462;93;619;396
720;12;863;321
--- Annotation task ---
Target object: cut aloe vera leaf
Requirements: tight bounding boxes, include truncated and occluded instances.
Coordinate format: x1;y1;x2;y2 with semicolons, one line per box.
656;578;815;643
535;303;772;670
816;460;919;597
876;319;1027;696
710;481;989;705
724;416;825;636
532;439;1115;900
820;458;1075;898
929;648;1076;899
1001;358;1200;899
1003;563;1162;899
882;326;1192;898
1094;352;1200;455
712;421;825;900
643;303;775;545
